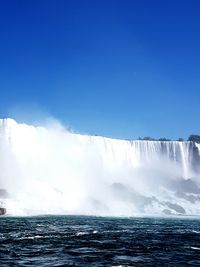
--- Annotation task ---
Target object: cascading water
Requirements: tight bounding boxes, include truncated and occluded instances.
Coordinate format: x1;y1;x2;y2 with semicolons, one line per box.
0;118;200;216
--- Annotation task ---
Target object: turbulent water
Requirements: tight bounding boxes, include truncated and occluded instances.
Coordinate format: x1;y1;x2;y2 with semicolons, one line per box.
0;118;200;216
0;216;200;266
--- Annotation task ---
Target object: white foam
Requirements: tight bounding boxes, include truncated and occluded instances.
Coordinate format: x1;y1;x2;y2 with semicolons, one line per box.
0;118;199;216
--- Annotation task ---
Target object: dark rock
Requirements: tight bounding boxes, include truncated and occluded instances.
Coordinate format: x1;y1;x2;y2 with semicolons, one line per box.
175;190;200;203
110;182;156;212
0;207;6;215
167;178;200;195
165;202;186;214
162;209;172;215
192;143;200;172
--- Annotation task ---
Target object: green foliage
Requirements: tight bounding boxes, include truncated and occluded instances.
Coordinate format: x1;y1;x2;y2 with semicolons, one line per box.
188;135;200;143
158;138;171;141
136;135;200;142
178;138;184;141
142;137;156;141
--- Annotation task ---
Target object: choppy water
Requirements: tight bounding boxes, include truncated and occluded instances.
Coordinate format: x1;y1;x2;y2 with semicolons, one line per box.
0;216;200;266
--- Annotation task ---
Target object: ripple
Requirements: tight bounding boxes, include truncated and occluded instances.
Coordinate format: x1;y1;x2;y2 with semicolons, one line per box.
0;216;200;266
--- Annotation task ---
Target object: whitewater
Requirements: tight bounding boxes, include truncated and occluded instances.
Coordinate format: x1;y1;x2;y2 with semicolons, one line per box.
0;118;200;216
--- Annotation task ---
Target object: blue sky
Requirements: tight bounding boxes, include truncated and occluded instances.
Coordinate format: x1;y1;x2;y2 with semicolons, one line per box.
0;0;200;139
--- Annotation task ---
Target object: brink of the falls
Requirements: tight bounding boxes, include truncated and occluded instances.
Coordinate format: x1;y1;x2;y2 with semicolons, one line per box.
0;118;200;216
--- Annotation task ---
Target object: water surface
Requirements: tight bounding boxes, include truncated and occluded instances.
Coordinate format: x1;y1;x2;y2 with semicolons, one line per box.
0;216;200;266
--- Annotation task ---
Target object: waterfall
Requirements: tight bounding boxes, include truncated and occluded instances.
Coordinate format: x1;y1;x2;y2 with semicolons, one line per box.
196;143;200;156
0;118;200;216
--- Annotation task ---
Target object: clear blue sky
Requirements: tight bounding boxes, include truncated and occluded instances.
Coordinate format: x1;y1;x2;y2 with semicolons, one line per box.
0;0;200;139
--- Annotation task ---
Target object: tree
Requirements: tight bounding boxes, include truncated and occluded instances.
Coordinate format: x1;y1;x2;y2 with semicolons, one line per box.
188;135;200;143
178;138;184;142
158;138;171;141
143;137;155;141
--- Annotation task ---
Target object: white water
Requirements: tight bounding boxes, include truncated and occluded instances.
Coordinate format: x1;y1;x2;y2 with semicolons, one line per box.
0;118;200;216
196;143;200;156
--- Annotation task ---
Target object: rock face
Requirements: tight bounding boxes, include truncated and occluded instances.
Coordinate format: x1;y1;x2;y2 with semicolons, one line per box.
0;189;8;215
0;207;6;215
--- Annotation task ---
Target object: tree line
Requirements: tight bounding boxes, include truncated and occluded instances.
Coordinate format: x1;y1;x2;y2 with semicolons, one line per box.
138;135;200;143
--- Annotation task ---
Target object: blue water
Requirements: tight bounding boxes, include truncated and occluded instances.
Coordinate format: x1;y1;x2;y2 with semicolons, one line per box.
0;216;200;266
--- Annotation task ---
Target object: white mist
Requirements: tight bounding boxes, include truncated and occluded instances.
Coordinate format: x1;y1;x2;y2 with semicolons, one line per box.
0;118;200;216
